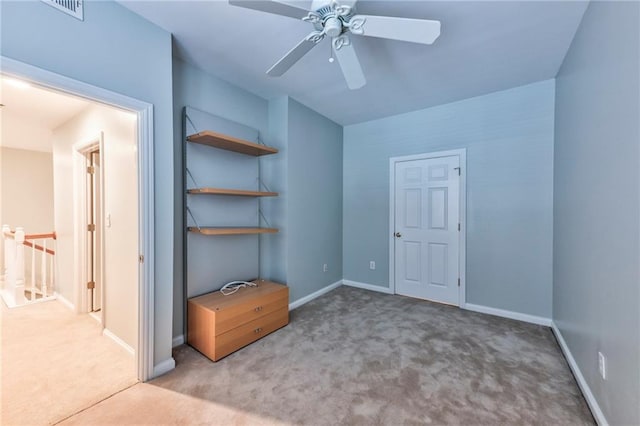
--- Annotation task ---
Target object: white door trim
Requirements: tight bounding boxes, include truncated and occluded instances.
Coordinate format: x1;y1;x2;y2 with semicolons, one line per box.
389;148;467;308
1;56;156;381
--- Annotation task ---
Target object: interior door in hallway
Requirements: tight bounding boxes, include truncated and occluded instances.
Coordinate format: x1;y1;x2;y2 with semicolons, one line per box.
394;155;460;305
87;149;102;313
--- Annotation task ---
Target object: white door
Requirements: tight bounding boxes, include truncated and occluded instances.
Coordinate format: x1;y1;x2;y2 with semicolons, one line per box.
86;149;102;313
92;149;102;313
394;155;460;305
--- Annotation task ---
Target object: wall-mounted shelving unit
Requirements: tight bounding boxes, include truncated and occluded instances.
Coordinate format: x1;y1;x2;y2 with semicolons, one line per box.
183;106;281;309
185;126;279;236
183;106;285;359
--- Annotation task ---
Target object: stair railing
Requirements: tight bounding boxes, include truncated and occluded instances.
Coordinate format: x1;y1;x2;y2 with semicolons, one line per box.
1;225;56;307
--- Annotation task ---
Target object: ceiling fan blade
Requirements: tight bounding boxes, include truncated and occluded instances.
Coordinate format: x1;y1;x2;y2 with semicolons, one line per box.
267;38;317;76
339;0;358;7
350;15;441;44
228;0;310;20
333;39;366;90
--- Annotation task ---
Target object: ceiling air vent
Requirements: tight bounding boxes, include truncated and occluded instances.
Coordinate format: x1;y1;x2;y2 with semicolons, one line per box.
40;0;83;21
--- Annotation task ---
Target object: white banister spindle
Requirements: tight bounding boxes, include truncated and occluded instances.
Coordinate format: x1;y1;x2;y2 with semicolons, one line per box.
2;224;11;289
49;250;54;297
41;239;48;298
31;244;36;301
5;229;16;292
14;228;26;305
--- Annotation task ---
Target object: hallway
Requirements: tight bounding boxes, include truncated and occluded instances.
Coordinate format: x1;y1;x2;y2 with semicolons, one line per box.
1;299;137;425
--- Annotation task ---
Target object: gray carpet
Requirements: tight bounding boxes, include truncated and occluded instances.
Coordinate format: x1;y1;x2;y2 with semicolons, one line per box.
150;286;594;425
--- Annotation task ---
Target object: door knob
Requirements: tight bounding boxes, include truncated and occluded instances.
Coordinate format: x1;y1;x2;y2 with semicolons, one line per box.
395;232;402;238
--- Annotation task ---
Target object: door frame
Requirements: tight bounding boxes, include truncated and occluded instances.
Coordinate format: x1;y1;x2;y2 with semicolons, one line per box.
72;134;105;323
1;56;156;381
389;148;467;308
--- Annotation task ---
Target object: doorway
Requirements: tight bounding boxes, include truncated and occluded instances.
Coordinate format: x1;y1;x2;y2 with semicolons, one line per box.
74;138;105;320
0;72;143;425
88;148;102;314
1;56;155;381
390;149;466;306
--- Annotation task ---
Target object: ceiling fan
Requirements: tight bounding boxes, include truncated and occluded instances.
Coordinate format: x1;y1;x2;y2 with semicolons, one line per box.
228;0;441;90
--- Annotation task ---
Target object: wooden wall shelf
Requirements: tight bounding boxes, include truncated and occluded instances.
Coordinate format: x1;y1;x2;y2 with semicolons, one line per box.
188;227;278;236
187;130;278;156
187;188;278;197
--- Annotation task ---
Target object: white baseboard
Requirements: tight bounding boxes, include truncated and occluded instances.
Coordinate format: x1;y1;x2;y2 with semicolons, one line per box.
55;292;75;311
289;279;342;310
172;334;185;348
342;280;394;295
464;303;552;327
152;357;176;378
552;322;607;425
103;328;135;356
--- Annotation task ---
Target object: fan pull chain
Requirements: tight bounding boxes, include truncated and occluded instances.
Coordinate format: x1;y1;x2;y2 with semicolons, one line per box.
329;41;335;63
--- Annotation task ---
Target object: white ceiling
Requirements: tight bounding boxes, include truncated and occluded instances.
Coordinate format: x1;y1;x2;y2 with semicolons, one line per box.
0;76;92;152
119;0;588;125
0;77;91;130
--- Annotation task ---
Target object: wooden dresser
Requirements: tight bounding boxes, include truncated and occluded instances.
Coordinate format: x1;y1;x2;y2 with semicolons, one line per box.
187;280;289;361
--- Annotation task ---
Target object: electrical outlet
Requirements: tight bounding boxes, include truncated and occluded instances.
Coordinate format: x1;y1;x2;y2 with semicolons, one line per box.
369;261;376;270
323;263;328;273
598;352;606;380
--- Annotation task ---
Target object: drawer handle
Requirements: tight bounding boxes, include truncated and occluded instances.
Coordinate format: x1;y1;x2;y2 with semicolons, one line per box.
254;306;263;312
254;327;262;334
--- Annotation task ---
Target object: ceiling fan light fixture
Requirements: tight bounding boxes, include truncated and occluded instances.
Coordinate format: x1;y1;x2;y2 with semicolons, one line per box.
324;16;342;37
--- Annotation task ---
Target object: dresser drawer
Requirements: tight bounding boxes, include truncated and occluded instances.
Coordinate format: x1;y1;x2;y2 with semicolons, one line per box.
214;307;288;361
215;290;287;335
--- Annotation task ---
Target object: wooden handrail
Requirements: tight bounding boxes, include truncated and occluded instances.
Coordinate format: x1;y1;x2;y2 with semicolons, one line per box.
3;230;56;240
25;232;56;240
23;240;55;256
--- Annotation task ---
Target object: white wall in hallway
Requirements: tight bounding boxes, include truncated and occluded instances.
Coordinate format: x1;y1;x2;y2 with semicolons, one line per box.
0;109;53;153
0;147;55;231
0;147;55;277
52;104;138;349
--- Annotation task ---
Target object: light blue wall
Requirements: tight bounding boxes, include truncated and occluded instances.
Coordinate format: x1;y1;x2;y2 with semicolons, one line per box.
343;80;555;318
286;98;343;302
172;59;269;337
553;2;640;424
1;0;174;370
